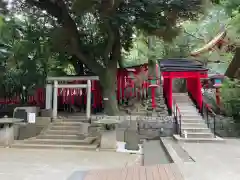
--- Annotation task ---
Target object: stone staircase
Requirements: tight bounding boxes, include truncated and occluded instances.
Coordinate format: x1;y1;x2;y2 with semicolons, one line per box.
11;117;100;150
172;93;223;142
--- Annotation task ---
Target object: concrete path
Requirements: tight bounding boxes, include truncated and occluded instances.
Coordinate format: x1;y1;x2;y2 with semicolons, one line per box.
0;148;139;180
178;139;240;180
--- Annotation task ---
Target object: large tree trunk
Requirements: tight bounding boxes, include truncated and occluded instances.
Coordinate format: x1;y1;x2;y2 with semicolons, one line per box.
225;47;240;79
99;26;121;115
99;64;119;115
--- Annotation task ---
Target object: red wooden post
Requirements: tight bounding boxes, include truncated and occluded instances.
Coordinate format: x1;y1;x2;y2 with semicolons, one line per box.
216;88;220;106
149;84;159;109
121;71;126;102
117;71;121;102
155;64;160;85
196;73;203;110
169;73;173;110
92;80;97;109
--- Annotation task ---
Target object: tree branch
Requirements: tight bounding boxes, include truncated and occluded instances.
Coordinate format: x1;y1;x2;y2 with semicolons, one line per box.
26;0;103;75
100;0;123;64
183;29;205;41
111;29;122;68
103;20;115;64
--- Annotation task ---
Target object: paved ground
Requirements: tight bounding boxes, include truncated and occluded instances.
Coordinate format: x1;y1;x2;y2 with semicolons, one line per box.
178;139;240;180
0;148;139;180
2;138;240;180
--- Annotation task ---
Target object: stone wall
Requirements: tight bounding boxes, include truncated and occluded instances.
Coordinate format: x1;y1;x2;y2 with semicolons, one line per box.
137;116;174;138
115;116;174;141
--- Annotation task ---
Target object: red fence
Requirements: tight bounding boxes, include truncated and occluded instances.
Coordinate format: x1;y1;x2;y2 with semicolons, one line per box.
0;64;160;109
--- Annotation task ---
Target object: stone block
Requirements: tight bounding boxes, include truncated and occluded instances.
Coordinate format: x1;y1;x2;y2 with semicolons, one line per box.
147;107;153;111
40;109;53;117
35;117;51;126
79;123;90;135
13;109;28;122
100;130;117;149
124;129;139;150
0;125;15;147
152;113;159;117
131;112;147;116
129;120;137;129
116;128;125;142
118;120;130;129
14;106;39;116
146;111;152;116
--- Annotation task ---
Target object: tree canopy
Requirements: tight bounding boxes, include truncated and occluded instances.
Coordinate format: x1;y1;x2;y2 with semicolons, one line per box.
0;0;239;115
6;0;207;114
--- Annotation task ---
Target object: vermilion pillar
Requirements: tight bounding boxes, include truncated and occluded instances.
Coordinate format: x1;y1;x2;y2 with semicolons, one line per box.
168;74;173;110
149;84;159;109
216;88;220;106
121;71;126;102
117;71;121;103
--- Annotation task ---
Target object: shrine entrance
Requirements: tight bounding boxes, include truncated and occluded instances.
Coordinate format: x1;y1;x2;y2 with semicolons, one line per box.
45;76;99;119
159;58;208;113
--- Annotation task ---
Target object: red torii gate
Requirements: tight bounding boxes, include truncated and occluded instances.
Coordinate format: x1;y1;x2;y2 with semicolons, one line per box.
117;63;160;105
159;59;208;112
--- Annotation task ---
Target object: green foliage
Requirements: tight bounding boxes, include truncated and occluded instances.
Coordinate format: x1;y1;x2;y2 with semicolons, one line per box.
0;14;68;101
9;0;209;73
221;78;240;118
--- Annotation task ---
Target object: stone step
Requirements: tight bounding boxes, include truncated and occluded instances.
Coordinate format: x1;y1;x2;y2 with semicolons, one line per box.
67;116;89;119
181;113;201;117
181;123;208;128
181;115;201;119
176;103;193;107
173;97;189;100
173;134;224;143
181;127;211;133
177;104;195;107
130;112;147;116
53;121;84;126
37;134;91;140
173;96;190;98
173;100;191;102
181;132;214;138
181;115;203;120
59;118;89;123
44;129;80;136
20;137;97;145
11;142;98;151
173;98;191;101
50;125;81;131
180;110;199;114
173;93;188;95
182;119;204;123
179;108;197;111
180;111;198;115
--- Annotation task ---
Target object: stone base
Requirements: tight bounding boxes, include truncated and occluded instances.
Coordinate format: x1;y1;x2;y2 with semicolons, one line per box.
0;125;14;147
40;109;53;117
80;123;90;134
124;129;139;151
100;130;117;149
116;128;125;142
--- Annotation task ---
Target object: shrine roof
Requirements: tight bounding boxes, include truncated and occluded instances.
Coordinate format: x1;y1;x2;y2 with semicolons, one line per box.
158;58;208;72
118;63;148;69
